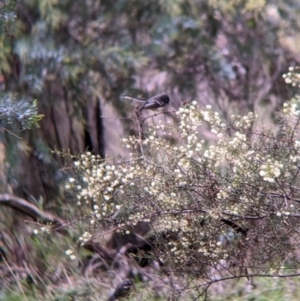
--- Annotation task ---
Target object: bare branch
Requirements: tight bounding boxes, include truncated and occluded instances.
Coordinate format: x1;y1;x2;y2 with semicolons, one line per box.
0;193;67;234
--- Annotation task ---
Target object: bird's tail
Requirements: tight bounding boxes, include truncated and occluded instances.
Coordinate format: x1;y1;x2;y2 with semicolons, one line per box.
120;95;145;103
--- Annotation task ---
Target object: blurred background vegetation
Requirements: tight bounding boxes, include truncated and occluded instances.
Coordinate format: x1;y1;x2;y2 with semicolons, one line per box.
1;0;300;300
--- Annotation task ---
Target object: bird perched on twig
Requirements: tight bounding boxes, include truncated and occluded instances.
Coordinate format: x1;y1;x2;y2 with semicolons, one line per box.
121;92;170;111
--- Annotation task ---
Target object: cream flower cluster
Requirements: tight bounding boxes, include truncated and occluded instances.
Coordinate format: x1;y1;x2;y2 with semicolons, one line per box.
282;66;300;87
259;159;283;183
177;101;202;137
282;97;300;116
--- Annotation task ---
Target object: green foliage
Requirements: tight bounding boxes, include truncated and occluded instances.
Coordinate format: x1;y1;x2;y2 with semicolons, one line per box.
0;94;43;130
0;0;16;73
11;0;297;110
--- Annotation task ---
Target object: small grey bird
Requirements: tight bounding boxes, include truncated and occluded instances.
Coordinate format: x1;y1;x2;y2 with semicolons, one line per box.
121;92;170;111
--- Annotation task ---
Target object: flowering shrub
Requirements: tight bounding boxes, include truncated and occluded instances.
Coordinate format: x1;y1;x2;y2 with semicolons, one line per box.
67;97;300;282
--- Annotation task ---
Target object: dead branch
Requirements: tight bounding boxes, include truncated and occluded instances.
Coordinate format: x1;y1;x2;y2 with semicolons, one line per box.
0;193;67;234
